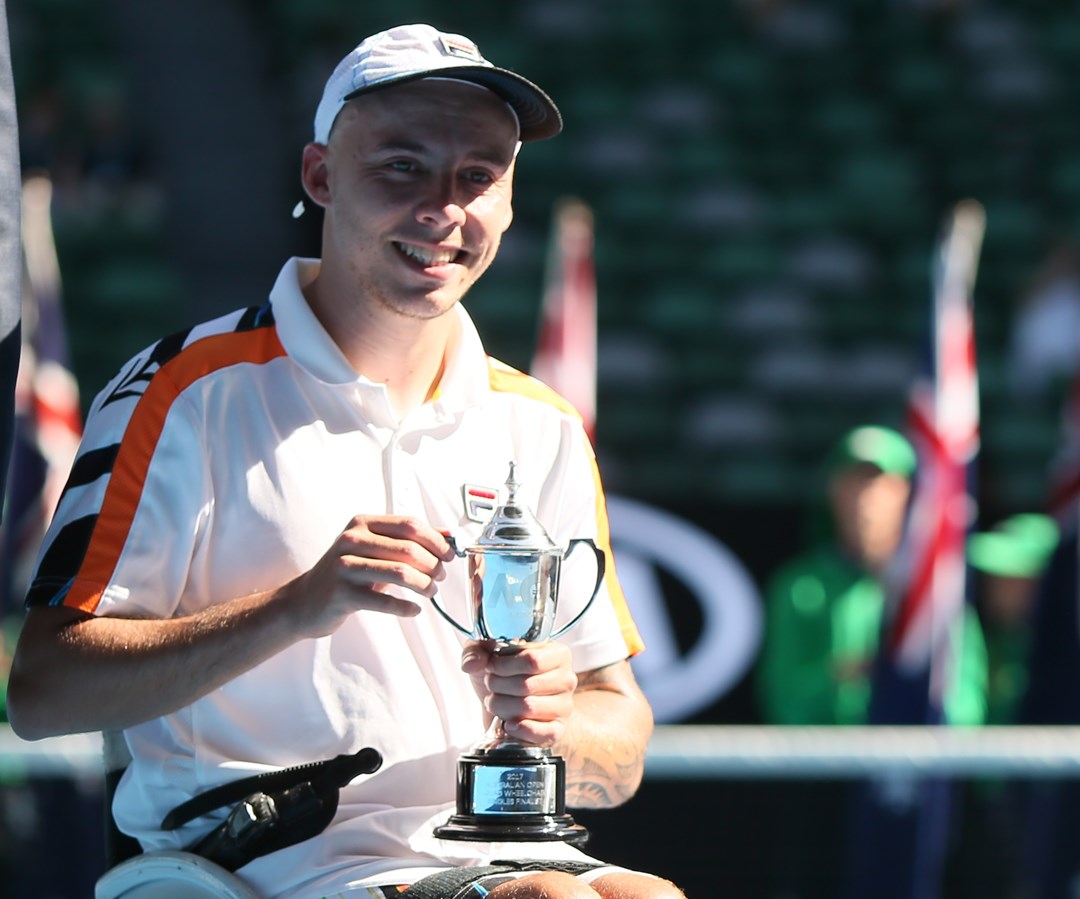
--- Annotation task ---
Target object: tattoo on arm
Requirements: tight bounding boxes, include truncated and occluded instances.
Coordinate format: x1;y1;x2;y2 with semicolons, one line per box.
561;662;651;809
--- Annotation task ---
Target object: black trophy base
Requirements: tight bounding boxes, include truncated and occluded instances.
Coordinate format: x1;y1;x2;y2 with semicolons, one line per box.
434;743;589;845
435;811;588;844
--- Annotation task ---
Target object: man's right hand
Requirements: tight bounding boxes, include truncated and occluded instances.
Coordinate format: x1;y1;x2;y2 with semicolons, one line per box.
286;514;457;639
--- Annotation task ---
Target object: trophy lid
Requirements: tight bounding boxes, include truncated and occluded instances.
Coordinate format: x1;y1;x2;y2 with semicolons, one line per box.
474;462;556;549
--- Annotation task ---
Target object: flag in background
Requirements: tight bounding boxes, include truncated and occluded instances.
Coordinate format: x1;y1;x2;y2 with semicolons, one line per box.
530;197;596;439
843;199;986;899
878;198;985;720
0;174;81;613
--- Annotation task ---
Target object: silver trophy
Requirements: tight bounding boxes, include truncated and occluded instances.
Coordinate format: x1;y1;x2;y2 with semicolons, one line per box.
430;463;605;843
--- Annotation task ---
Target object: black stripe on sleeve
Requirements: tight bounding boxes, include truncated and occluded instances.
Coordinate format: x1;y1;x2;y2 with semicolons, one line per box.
66;444;120;491
149;328;193;367
24;514;99;607
51;443;120;513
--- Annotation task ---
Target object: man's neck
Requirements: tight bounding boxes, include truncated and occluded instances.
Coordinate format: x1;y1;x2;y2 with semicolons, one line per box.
303;271;459;419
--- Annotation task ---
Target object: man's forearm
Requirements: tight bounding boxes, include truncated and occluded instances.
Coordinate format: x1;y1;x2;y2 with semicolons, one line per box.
8;515;449;741
557;661;654;809
7;590;300;739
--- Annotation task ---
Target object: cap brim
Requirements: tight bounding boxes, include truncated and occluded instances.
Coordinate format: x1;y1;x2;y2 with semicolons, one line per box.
343;65;563;142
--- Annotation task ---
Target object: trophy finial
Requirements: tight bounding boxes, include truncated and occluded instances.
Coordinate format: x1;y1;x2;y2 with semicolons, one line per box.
474;462;554;548
505;461;519;503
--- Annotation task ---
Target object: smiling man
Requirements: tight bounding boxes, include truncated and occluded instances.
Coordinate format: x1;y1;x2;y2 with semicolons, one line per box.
6;23;682;899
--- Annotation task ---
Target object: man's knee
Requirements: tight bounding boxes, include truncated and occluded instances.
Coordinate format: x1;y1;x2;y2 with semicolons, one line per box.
590;872;686;898
487;870;599;898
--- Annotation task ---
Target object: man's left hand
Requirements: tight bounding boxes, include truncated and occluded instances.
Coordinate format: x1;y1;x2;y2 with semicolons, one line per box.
460;639;577;746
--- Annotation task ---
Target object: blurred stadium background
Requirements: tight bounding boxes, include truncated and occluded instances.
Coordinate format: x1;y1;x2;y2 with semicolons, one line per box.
14;0;1080;519
5;0;1080;896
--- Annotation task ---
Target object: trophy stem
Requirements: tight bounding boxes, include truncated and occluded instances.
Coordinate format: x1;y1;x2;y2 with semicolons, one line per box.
477;716;524;752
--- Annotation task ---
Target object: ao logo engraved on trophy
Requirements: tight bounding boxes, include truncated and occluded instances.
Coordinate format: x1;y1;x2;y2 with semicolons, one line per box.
607;495;763;723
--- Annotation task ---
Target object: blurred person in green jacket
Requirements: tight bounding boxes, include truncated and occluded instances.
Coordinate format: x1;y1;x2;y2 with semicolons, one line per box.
753;424;988;899
757;424;988;727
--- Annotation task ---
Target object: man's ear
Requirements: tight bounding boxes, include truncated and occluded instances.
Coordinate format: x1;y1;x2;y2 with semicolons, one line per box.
300;143;331;208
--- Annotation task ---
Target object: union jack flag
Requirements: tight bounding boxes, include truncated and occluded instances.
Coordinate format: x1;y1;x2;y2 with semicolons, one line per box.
0;174;82;612
530;197;596;440
843;201;986;899
876;199;984;718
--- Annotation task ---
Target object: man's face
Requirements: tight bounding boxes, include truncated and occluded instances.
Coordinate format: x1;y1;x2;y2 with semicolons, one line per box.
827;463;911;570
310;79;519;320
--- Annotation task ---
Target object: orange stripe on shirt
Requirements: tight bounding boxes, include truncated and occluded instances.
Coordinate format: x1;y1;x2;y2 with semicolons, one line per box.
488;361;645;657
65;326;286;612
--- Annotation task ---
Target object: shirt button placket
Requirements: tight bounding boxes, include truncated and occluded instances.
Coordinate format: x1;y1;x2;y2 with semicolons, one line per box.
388;433;418;514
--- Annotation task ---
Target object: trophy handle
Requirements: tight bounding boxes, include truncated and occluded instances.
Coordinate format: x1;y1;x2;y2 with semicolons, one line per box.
429;592;474;637
549;538;606;640
430;532;473;637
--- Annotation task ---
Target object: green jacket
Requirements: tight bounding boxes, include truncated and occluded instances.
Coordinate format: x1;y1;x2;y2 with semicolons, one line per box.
756;546;988;726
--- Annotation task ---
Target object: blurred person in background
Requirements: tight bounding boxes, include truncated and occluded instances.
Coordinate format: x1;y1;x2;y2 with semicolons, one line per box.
758;424;986;728
944;513;1058;899
755;424;987;898
1007;239;1080;406
968;514;1058;728
1011;501;1080;898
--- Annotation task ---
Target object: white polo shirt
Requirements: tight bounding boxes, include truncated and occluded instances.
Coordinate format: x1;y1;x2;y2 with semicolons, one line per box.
28;258;643;898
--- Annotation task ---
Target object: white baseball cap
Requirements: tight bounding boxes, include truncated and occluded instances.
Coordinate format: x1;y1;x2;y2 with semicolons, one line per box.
313;24;563;144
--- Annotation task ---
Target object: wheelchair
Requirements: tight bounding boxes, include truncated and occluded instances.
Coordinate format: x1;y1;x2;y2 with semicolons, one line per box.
95;733;381;898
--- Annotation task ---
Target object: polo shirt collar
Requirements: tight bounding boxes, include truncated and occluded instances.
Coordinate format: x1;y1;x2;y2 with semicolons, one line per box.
269;257;491;412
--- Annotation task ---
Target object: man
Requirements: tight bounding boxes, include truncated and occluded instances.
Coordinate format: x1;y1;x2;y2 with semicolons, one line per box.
6;24;682;899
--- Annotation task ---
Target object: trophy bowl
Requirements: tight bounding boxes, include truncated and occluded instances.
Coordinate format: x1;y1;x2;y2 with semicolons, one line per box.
430;463;605;843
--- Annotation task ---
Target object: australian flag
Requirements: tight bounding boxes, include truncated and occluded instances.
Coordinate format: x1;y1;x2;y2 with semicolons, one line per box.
843;200;986;899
